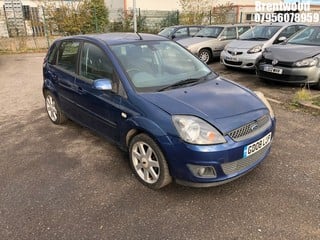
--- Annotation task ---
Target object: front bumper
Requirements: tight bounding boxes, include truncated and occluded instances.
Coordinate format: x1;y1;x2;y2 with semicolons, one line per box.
257;63;320;85
160;118;276;187
220;50;261;69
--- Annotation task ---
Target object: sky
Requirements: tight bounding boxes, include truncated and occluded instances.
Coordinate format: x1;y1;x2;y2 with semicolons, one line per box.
134;0;181;10
284;0;320;3
132;0;320;11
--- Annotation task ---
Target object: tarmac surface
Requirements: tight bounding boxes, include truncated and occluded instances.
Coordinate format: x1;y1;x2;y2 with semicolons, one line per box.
0;53;319;240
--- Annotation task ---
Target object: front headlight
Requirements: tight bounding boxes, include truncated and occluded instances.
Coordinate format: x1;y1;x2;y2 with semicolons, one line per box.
293;57;318;67
254;91;275;119
172;115;226;145
247;45;263;54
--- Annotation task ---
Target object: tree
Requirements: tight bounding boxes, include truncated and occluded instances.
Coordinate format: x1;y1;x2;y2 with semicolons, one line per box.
45;0;108;35
159;11;179;28
212;2;235;24
178;0;211;24
81;0;109;33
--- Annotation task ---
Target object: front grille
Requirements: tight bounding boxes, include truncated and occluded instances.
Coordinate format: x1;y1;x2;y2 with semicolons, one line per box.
221;142;270;175
228;115;271;142
227;50;243;55
225;60;242;66
264;58;293;68
259;71;307;82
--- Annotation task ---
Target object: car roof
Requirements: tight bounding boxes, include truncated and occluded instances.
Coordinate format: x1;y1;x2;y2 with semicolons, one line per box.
257;22;305;26
206;23;254;27
166;25;204;28
55;32;168;45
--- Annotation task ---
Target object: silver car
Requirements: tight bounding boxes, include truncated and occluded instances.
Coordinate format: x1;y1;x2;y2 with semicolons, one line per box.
257;25;320;89
177;24;253;64
158;25;204;41
221;22;306;69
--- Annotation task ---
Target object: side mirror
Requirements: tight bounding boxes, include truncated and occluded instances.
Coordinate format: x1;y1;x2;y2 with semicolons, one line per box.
278;36;287;42
219;36;227;41
93;79;112;91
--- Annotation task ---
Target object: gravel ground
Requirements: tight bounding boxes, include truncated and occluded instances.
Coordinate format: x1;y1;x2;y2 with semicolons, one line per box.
0;53;319;240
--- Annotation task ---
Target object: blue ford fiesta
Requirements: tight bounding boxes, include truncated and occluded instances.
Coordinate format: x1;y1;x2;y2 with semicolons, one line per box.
43;33;276;189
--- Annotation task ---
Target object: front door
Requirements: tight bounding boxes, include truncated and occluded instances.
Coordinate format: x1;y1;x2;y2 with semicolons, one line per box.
73;42;124;142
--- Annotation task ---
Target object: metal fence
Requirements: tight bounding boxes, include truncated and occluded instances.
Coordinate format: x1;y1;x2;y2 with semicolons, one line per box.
3;4;304;53
0;7;242;53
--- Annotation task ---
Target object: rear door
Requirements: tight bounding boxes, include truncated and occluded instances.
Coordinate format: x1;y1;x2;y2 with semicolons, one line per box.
45;40;80;115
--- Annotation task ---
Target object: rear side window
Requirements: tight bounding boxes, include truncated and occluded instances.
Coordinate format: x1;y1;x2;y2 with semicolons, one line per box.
56;41;80;73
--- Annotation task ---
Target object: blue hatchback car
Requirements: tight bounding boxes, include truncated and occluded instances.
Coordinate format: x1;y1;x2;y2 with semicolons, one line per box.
43;33;276;189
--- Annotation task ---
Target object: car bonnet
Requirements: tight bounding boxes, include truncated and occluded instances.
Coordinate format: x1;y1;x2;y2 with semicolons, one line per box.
264;44;320;62
226;39;267;50
177;37;214;47
140;77;267;134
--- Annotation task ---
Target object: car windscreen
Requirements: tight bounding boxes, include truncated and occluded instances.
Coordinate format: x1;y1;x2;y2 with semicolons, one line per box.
239;25;281;41
194;27;223;38
287;26;320;46
110;40;215;92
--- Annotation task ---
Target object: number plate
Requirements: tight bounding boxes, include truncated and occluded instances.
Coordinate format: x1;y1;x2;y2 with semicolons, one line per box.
264;65;283;74
226;56;238;62
243;132;272;158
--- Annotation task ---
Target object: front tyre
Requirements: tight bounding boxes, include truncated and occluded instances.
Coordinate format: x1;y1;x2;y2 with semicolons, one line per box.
198;49;212;64
45;91;67;124
129;134;172;189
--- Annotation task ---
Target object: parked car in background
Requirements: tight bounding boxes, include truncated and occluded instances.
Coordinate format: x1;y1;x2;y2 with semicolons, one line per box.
177;24;253;64
43;33;276;189
158;25;204;40
220;22;306;69
256;25;320;89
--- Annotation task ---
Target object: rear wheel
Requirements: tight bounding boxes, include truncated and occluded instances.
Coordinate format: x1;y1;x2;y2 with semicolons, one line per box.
198;49;212;64
129;134;172;189
45;91;67;124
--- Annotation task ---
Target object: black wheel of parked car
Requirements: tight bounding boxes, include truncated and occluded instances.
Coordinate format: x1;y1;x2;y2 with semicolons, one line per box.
45;91;67;124
129;133;172;189
198;49;212;64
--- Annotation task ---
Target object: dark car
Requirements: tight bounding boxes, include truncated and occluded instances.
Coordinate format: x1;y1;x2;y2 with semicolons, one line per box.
257;25;320;89
158;25;203;40
43;33;276;189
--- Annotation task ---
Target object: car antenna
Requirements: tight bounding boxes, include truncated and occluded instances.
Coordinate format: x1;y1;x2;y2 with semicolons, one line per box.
136;32;143;40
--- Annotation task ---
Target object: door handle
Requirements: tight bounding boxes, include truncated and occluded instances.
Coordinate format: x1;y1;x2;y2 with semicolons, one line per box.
77;87;85;94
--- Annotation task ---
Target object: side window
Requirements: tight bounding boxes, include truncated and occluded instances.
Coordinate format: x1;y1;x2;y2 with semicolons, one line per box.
238;26;250;36
174;27;188;38
79;42;113;81
56;41;80;73
189;27;201;36
220;27;237;40
47;42;58;64
278;26;297;39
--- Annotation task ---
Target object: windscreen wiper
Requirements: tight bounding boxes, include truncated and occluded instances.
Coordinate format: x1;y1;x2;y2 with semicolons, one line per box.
158;73;213;92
